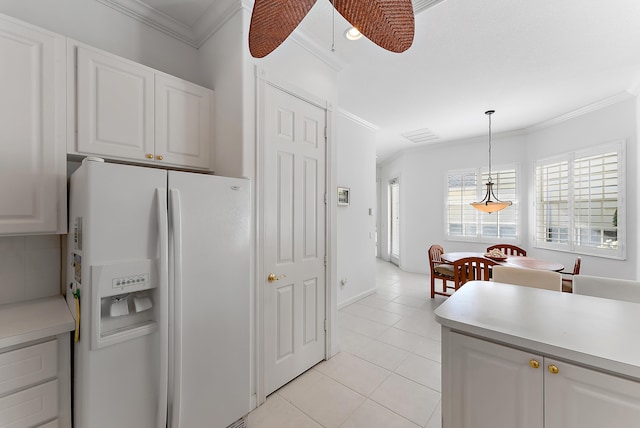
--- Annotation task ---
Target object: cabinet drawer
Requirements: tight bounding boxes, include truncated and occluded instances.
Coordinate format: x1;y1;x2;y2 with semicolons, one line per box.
0;340;57;396
0;380;58;428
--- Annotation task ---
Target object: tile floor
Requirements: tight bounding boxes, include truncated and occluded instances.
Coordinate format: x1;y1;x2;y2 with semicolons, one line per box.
247;259;448;428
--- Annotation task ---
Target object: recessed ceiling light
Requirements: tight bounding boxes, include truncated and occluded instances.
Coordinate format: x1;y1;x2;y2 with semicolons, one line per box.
344;27;363;41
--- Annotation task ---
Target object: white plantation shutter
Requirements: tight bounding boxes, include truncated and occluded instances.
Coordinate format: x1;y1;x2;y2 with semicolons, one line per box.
447;171;478;238
446;166;519;242
534;142;624;259
573;151;619;251
535;160;569;245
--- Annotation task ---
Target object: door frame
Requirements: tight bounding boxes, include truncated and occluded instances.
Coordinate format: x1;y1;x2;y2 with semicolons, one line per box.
254;67;336;406
389;177;400;266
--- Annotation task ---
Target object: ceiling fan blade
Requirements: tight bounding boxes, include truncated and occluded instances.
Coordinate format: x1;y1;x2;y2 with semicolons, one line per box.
249;0;318;58
332;0;415;53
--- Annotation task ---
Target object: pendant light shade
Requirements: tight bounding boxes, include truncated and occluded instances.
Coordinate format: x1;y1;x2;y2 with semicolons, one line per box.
470;110;512;213
248;0;415;58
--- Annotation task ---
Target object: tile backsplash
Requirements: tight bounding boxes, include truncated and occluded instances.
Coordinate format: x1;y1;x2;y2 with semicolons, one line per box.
0;235;61;305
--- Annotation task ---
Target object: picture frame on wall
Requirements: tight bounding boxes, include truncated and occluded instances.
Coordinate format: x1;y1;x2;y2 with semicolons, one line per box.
337;187;350;206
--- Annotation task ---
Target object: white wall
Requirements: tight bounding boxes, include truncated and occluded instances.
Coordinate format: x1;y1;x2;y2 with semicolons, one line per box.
336;113;377;307
0;0;201;85
525;97;638;279
198;8;247;178
379;96;638;279
0;236;61;305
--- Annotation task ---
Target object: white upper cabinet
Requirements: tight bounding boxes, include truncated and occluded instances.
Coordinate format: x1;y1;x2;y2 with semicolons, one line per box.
77;46;155;162
71;43;213;170
155;75;211;169
0;14;66;235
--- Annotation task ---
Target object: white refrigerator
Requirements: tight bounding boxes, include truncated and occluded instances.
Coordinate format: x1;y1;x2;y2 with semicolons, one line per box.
66;158;251;428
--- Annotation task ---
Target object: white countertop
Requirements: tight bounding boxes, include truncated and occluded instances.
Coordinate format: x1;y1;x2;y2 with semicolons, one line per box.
0;295;75;349
435;281;640;380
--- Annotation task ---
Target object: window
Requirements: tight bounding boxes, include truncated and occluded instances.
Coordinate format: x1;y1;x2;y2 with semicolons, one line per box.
534;142;624;259
446;166;519;242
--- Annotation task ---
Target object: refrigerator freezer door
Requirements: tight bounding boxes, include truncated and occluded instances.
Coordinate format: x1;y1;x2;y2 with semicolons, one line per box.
71;161;168;428
168;171;251;428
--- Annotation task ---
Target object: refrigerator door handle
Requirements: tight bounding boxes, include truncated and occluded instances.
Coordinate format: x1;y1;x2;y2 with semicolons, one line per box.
168;188;183;428
156;188;169;428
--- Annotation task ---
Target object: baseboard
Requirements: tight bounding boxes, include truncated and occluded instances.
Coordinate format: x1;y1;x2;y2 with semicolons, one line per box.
338;288;377;309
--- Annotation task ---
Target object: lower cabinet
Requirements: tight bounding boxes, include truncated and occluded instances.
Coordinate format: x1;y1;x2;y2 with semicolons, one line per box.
0;337;70;428
444;331;640;428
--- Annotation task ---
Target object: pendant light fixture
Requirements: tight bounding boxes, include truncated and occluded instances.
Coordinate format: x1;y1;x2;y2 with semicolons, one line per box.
248;0;415;58
470;110;512;213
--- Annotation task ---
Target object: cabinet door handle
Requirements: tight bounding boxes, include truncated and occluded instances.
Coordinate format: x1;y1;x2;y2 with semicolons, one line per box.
529;359;540;369
156;155;164;161
548;364;559;374
146;153;154;159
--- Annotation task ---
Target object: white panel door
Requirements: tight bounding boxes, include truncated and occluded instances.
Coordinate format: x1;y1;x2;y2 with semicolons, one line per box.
0;16;65;234
545;358;640;428
263;84;326;395
155;75;212;169
77;46;155;162
447;332;544;428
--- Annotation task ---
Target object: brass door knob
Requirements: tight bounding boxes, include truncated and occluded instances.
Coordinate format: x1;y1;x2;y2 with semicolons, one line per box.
156;155;164;161
146;153;154;159
548;364;559;374
267;273;286;283
529;359;540;369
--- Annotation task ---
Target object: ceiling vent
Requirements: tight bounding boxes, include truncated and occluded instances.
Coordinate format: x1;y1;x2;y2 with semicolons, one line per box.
402;128;440;144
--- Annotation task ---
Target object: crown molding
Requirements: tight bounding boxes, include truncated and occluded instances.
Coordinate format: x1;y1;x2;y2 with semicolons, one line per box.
413;0;447;14
628;75;640;96
95;0;247;48
193;0;249;48
289;30;346;72
95;0;197;47
337;109;380;131
527;91;635;132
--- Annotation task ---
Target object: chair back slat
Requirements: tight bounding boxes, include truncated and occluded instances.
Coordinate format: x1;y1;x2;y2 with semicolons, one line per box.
429;244;444;264
486;244;527;256
573;257;581;275
453;257;498;288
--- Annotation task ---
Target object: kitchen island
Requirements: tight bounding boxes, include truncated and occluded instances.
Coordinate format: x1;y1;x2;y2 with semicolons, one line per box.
435;280;640;428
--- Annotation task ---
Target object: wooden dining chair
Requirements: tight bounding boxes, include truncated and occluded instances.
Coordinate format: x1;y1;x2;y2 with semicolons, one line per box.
560;257;581;293
453;257;498;290
486;244;527;256
492;266;562;291
429;244;456;298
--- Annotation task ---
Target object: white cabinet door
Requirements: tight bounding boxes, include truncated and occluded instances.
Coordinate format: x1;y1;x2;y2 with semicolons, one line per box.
446;332;544;428
0;15;66;234
545;358;640;428
155;75;211;169
77;46;155;162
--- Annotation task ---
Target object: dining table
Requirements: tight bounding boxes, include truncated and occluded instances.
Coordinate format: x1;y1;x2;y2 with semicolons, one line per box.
441;252;564;272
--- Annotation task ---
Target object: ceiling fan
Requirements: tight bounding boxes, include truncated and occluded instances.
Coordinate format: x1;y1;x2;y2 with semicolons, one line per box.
248;0;415;58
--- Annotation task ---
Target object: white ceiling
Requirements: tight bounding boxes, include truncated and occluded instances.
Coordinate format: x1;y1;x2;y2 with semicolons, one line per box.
104;0;640;163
